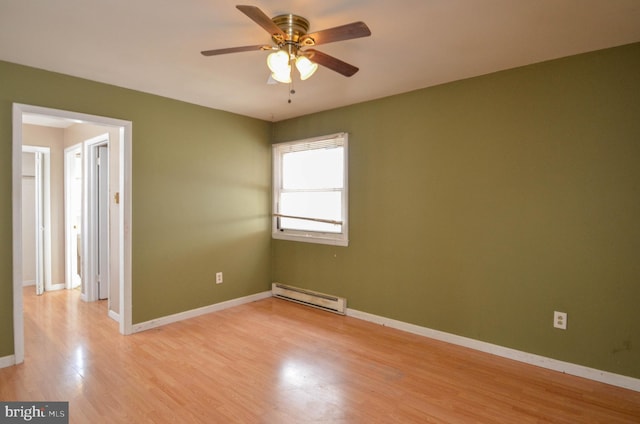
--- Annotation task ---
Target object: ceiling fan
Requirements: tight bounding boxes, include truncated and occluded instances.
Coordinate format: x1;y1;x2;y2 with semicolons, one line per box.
201;5;371;84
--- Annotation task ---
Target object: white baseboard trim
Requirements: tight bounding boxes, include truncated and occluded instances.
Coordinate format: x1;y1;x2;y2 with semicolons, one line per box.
132;290;272;333
108;309;120;323
0;355;16;369
347;308;640;392
23;280;35;287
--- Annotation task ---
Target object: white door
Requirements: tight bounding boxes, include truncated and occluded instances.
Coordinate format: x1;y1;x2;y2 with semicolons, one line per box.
21;152;37;289
96;145;109;300
22;146;52;296
82;134;109;302
34;151;44;296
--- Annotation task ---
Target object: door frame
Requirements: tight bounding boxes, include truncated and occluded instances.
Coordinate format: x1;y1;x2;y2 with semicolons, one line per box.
12;103;133;365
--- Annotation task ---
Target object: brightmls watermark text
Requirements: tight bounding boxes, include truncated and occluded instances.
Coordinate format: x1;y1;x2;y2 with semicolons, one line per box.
0;402;68;423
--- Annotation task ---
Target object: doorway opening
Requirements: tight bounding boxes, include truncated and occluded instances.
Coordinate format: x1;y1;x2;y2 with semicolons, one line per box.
11;103;133;365
64;144;82;291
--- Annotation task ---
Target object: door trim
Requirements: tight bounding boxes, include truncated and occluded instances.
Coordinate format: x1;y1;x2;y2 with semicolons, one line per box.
12;103;133;365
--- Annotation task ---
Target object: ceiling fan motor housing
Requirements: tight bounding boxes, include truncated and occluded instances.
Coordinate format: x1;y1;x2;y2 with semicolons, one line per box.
271;14;313;52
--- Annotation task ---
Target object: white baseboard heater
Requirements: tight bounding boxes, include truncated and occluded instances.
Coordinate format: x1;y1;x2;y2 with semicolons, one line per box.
272;283;347;315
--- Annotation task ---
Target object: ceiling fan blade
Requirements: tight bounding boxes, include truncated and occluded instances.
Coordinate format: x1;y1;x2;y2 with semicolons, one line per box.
201;45;270;56
236;5;286;39
305;49;359;77
301;21;371;46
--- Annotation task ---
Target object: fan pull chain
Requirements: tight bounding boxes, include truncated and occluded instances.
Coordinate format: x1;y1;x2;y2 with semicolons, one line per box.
288;81;295;104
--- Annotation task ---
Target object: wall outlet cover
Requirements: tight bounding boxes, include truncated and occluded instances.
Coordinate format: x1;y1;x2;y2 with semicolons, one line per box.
554;311;567;330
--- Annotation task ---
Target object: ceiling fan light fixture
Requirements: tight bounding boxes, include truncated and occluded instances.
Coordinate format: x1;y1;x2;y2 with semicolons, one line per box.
295;55;318;80
202;6;372;85
271;67;292;83
267;50;290;74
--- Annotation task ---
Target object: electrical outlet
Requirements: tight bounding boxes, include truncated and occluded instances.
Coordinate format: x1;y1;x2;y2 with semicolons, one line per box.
216;272;223;284
554;311;567;330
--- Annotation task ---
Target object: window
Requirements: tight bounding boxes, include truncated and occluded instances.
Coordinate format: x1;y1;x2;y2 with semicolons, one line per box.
272;133;348;246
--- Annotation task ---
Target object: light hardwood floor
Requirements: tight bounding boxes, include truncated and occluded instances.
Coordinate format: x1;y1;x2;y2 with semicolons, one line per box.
1;288;639;423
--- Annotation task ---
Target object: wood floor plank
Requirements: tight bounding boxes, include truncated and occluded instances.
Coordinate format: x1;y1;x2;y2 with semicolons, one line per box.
1;288;639;423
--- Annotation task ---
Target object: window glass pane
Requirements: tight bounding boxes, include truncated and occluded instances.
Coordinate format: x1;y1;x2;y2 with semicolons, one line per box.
280;191;342;233
279;217;342;233
283;147;343;190
272;133;348;246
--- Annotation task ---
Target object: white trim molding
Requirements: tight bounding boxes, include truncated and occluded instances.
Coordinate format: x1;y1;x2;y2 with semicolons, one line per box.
0;355;16;369
132;291;272;333
108;310;120;323
347;308;640;392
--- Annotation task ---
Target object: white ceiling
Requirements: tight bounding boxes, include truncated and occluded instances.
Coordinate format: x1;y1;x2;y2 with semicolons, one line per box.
1;0;639;122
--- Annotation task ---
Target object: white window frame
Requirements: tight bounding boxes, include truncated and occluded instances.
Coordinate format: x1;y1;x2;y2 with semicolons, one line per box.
272;132;349;246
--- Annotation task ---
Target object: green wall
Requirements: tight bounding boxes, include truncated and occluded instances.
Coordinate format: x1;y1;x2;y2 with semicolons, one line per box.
2;43;639;381
0;61;272;357
272;43;640;379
